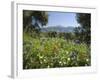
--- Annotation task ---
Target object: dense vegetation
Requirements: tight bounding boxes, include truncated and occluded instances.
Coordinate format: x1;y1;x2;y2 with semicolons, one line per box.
74;13;91;45
23;10;91;69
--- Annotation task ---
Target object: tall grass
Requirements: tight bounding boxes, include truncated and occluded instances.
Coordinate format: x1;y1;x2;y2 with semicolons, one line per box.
23;33;91;69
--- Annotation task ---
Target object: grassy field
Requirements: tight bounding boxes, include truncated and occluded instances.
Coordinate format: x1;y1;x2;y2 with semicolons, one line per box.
23;33;91;69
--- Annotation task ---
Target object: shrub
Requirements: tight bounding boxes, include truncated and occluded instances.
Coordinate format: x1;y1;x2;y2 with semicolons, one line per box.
23;33;91;69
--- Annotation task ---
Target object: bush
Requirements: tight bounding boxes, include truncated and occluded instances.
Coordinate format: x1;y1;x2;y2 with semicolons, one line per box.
23;33;91;69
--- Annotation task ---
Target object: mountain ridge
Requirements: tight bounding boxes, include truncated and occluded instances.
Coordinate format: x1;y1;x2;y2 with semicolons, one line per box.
41;26;75;33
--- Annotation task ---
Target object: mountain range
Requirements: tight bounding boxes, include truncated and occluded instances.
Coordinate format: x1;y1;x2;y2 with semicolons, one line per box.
41;26;75;33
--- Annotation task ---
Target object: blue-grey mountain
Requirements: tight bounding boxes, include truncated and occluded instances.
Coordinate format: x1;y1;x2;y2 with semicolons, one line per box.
41;26;75;33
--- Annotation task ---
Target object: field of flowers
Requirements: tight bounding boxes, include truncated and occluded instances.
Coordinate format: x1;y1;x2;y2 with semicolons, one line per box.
23;33;91;69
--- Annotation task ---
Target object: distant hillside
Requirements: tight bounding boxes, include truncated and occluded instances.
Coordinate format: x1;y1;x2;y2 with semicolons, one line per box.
41;26;75;33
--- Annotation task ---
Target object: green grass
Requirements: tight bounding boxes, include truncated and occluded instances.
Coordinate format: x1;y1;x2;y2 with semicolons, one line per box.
23;33;91;69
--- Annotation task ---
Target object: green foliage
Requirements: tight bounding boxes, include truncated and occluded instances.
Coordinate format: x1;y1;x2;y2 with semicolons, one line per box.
23;33;91;69
75;13;91;45
23;10;48;33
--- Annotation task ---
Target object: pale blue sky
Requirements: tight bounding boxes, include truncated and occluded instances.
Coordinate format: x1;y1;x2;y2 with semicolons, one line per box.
46;11;79;27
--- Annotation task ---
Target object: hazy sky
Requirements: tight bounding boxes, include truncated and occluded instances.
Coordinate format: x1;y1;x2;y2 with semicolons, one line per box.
46;11;79;27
